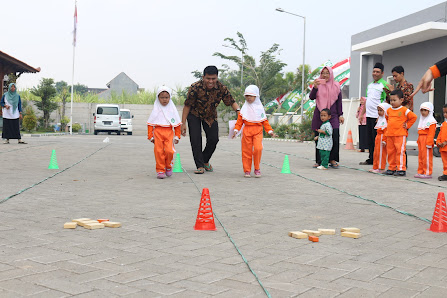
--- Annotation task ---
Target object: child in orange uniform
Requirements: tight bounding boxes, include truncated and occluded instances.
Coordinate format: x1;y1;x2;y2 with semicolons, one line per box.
232;85;277;178
415;102;437;179
437;105;447;181
147;86;182;179
369;102;391;173
384;90;417;176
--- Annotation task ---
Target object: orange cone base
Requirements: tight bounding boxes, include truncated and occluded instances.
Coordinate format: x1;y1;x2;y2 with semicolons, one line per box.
194;222;216;231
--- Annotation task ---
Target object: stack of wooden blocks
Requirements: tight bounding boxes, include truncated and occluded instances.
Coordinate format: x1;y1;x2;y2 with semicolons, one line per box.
288;227;361;242
64;218;122;230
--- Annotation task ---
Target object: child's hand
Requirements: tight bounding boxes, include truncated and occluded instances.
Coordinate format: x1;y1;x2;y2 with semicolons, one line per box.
382;141;386;146
150;138;154;143
317;129;325;134
269;131;278;138
232;130;238;139
403;122;408;129
314;136;319;141
174;139;179;144
426;145;432;148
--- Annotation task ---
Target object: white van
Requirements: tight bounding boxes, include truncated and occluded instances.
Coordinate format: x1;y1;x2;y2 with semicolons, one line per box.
120;109;133;135
93;104;121;135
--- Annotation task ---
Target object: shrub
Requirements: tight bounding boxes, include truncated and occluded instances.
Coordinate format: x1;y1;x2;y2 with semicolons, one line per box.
61;116;70;131
22;106;37;132
72;123;82;132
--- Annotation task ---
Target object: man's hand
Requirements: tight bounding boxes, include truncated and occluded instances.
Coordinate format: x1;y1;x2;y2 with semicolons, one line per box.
411;69;435;100
181;123;187;136
386;84;395;91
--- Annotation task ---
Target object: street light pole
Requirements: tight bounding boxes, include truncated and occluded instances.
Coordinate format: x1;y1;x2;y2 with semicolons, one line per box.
222;44;244;86
275;8;306;120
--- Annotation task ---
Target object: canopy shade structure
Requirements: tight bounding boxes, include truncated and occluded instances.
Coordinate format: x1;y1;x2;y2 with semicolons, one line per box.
351;22;447;55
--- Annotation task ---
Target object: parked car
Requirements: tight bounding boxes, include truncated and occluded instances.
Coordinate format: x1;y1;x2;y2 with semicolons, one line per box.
120;109;133;135
93;104;121;135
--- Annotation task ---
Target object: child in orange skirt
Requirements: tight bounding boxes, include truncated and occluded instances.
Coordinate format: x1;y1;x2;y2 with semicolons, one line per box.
232;85;277;178
369;102;391;173
147;86;182;179
415;102;437;179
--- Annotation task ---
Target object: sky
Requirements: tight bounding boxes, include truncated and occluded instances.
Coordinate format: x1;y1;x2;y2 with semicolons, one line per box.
3;0;446;91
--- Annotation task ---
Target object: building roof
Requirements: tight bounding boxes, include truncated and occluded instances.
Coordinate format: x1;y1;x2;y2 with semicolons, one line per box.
0;50;41;74
106;72;138;88
352;22;447;54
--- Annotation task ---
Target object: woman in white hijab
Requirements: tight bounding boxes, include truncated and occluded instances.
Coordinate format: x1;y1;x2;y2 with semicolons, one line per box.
147;86;182;179
415;102;437;179
232;85;277;178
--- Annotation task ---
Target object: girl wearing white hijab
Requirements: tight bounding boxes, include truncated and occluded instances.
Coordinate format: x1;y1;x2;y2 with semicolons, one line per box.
232;85;277;178
369;102;391;173
415;102;437;178
147;86;182;179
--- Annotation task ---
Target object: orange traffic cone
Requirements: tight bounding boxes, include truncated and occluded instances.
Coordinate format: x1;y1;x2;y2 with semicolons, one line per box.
194;188;216;231
428;192;447;233
344;130;355;150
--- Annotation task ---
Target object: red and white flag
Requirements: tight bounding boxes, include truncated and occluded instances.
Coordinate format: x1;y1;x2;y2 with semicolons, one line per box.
73;3;77;46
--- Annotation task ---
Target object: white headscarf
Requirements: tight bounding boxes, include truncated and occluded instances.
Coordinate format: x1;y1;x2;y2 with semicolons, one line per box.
418;102;437;130
147;86;182;127
240;85;267;123
375;102;391;129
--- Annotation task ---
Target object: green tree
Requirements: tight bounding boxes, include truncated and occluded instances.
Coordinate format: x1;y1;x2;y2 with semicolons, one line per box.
213;32;286;103
31;78;58;129
72;83;88;95
55;81;69;123
22;105;37;132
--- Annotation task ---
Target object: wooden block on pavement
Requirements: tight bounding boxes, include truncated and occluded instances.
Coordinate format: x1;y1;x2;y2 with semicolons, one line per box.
318;229;336;235
84;223;105;230
341;231;361;238
103;221;121;228
288;231;307;239
78;220;99;227
308;235;319;242
64;222;77;229
341;227;360;233
72;218;91;223
302;230;322;236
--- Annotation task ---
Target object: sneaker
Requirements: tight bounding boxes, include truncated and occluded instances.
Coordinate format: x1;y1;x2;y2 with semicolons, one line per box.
414;173;422;178
157;172;167;179
394;171;406;176
369;169;381;173
438;175;447;181
3;140;9;144
419;174;432;179
165;168;173;177
317;166;328;170
385;170;396;175
359;161;372;165
254;169;261;178
244;172;251;178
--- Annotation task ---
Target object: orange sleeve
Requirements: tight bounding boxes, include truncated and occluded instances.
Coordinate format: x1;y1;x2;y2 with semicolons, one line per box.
430;65;441;79
382;128;387;143
147;125;154;139
438;124;446;145
406;110;417;129
426;123;436;147
234;114;244;131
174;125;181;139
262;119;273;133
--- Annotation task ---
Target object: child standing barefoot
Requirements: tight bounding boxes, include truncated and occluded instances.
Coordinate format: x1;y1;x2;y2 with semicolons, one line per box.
315;109;333;170
369;102;390;173
415;102;437;179
147;86;182;179
232;85;277;178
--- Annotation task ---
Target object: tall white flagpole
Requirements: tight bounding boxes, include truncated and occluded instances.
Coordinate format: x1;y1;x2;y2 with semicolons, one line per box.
70;0;77;135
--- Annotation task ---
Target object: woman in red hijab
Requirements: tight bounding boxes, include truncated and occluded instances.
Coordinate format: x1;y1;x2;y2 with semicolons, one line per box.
310;66;344;168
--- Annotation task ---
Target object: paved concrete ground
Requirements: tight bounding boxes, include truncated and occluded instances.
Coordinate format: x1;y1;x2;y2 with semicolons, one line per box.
1;135;447;297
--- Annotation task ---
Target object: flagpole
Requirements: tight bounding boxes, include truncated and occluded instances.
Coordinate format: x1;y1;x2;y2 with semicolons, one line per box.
70;0;77;135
